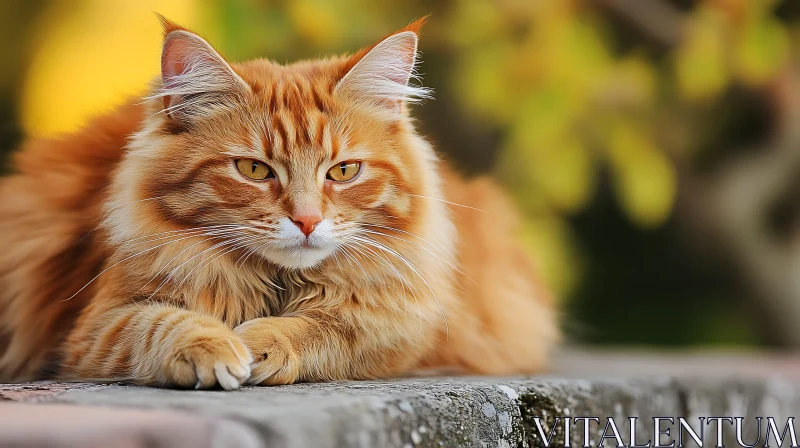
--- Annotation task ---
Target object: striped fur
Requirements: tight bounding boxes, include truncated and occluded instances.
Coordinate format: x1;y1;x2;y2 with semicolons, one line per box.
0;19;556;388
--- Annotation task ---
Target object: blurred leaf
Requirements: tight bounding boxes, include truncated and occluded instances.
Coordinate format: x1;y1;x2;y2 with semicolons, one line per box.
733;12;789;86
605;121;677;228
517;213;582;298
444;0;506;48
501;86;594;213
598;54;658;110
287;0;343;50
452;42;517;124
527;12;612;103
538;137;595;212
511;83;577;146
674;8;729;101
210;1;290;61
501;135;595;214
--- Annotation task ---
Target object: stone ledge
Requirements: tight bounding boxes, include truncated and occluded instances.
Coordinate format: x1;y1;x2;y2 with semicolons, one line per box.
1;351;799;447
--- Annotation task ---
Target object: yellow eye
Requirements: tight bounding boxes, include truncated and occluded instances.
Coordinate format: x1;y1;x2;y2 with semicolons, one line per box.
236;159;273;180
326;161;361;182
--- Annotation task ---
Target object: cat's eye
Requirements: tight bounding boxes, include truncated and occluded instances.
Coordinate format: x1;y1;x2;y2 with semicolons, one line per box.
235;159;273;180
326;161;362;182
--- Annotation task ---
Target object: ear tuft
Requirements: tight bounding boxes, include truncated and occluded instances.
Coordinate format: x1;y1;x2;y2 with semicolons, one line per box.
155;13;187;37
397;15;429;36
149;18;249;126
335;19;432;113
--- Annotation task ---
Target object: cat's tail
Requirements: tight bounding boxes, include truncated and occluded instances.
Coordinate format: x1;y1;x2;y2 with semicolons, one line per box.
0;103;143;381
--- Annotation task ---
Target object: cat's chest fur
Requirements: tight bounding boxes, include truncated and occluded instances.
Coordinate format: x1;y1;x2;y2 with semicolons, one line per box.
257;266;378;317
181;259;359;324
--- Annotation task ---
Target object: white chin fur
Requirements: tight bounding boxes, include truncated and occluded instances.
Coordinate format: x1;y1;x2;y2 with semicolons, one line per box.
259;218;338;270
263;247;335;270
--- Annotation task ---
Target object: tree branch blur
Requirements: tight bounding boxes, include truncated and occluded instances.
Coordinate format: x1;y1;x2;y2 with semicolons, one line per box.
602;0;800;345
676;68;800;345
598;0;683;48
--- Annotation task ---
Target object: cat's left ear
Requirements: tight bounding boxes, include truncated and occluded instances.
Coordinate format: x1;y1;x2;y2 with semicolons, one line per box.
335;17;432;114
154;16;250;125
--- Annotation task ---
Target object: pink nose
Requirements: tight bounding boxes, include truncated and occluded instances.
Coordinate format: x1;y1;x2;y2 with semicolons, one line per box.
291;213;322;237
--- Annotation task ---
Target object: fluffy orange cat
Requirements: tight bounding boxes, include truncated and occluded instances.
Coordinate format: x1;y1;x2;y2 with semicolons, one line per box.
0;18;556;388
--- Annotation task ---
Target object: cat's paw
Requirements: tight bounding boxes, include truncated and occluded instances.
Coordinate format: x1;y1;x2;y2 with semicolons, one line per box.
164;325;252;390
234;318;300;386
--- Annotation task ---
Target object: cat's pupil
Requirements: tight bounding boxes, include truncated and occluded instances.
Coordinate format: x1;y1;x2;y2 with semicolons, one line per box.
252;162;258;174
340;163;347;176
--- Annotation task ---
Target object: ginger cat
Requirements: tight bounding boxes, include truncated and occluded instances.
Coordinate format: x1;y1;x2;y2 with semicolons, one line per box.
0;18;556;388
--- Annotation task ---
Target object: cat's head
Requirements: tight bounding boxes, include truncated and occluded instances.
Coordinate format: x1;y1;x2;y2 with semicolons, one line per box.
113;17;444;272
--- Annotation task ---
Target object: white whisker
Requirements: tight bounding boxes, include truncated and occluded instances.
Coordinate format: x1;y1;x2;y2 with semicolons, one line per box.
169;234;265;296
341;245;369;279
361;223;448;256
61;230;239;303
409;193;486;213
145;232;257;300
348;238;423;327
122;225;246;246
353;235;448;337
360;228;477;285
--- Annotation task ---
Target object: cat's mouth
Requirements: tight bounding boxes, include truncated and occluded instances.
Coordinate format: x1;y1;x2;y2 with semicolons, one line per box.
261;244;336;270
249;217;338;269
284;232;329;251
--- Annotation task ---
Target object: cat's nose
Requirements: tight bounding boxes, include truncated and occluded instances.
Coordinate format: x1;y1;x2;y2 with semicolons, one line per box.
291;213;322;237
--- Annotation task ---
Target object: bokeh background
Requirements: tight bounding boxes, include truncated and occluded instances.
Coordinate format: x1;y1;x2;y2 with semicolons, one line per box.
2;0;799;348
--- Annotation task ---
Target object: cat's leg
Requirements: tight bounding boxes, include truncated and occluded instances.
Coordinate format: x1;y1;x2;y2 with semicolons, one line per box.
62;302;252;389
234;309;429;385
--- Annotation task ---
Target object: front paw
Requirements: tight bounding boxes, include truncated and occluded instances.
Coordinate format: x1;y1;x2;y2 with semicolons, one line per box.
163;324;252;390
234;318;300;385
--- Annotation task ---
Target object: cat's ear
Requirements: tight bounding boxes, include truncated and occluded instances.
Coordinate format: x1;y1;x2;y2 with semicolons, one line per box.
335;17;432;114
154;17;249;125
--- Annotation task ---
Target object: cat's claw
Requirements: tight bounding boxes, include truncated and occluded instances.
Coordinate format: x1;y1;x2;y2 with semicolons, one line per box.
167;330;252;390
214;361;248;390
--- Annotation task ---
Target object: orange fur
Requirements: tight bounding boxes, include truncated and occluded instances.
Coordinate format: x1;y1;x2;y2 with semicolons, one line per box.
0;20;556;387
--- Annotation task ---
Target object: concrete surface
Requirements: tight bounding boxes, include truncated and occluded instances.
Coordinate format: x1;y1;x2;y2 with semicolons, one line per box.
1;350;799;448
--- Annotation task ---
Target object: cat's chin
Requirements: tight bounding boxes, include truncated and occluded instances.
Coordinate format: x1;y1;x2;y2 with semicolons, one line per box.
260;246;336;270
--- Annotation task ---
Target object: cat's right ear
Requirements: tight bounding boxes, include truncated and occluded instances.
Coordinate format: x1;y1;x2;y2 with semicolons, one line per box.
155;17;249;125
334;17;431;115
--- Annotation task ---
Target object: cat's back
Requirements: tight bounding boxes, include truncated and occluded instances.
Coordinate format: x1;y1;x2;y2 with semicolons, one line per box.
0;102;144;380
431;163;557;374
